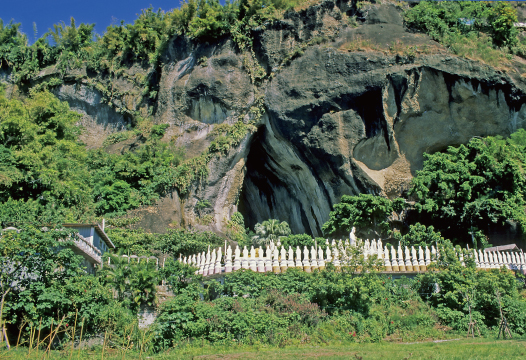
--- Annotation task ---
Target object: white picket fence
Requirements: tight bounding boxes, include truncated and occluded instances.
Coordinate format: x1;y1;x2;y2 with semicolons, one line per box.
180;236;526;277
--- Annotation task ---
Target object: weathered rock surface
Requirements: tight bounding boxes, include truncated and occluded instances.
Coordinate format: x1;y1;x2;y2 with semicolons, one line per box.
256;50;526;236
6;1;526;236
52;83;130;148
169;41;526;237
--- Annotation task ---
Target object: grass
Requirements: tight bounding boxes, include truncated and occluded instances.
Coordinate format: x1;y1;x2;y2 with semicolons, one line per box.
339;37;380;53
2;338;525;359
337;32;445;58
338;32;513;72
445;33;511;70
293;0;323;12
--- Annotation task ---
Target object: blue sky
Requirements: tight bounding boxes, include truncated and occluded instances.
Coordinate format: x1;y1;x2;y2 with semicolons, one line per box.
2;1;185;40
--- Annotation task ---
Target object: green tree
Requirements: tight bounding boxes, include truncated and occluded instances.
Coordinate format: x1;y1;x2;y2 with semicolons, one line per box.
188;0;238;40
487;2;518;47
252;219;291;246
391;223;445;248
0;19;36;81
409;132;526;243
0;89;94;221
280;234;315;248
161;259;202;296
106;227;157;256
322;194;405;238
99;253;158;313
404;1;519;48
337;239;385;276
155;228;223;257
225;211;250;245
416;241;526;334
46;17;95;55
0;226;86;333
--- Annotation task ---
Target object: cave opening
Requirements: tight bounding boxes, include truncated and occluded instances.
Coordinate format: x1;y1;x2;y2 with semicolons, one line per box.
237;126;318;236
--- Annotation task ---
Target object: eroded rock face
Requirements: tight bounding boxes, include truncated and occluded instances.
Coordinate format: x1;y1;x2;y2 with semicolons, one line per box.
156;38;255;126
52;84;130;148
394;68;526;171
135;2;526;236
17;0;526;236
250;49;526;236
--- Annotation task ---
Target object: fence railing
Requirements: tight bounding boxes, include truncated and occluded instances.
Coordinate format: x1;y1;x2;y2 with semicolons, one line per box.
180;238;526;277
73;235;102;264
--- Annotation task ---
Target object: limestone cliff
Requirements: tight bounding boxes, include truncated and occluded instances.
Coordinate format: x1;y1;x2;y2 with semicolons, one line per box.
11;1;526;236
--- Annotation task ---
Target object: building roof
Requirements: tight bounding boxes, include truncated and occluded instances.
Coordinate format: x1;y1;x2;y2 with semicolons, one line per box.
63;223;115;249
484;244;520;252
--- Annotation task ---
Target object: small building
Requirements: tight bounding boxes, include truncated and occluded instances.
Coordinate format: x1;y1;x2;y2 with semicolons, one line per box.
63;223;115;274
484;244;520;253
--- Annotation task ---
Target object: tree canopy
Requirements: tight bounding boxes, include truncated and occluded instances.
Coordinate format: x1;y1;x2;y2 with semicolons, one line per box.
0;0;305;83
0;88;187;224
409;131;526;244
404;1;518;47
252;219;291;246
322;194;405;239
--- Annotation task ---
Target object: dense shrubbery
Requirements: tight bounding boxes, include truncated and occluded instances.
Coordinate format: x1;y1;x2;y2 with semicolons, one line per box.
152;267;443;349
410;130;526;245
155;229;224;257
405;1;518;47
0;88;188;223
0;0;305;85
416;244;526;335
391;224;445;248
280;233;317;248
224;211;251;245
153;290;327;349
151;243;526;350
404;1;526;64
99;253;158;313
221;267;387;314
105;227;224;266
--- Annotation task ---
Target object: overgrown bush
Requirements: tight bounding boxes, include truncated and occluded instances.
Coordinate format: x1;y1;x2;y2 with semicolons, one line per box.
153;288;328;349
391;223;445;248
99;254;158;313
152;266;453;349
404;1;519;64
415;241;526;334
280;234;316;248
404;1;518;48
155;228;224;257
